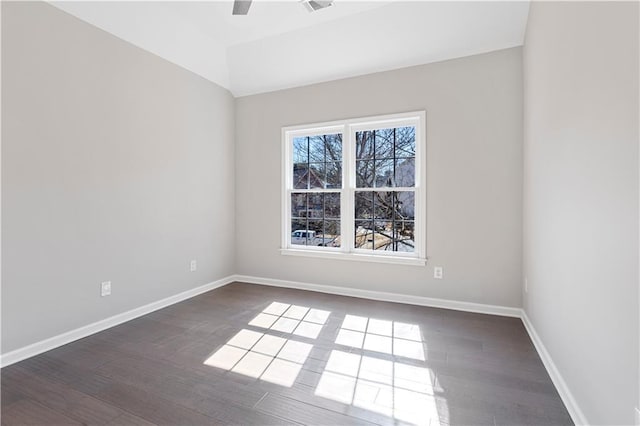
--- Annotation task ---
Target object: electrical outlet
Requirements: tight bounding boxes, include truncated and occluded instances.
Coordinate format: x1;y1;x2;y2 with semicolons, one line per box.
434;266;443;279
524;278;528;293
101;281;111;297
190;260;197;272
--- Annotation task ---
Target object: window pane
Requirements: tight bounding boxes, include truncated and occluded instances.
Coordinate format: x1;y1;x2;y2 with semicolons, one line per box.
324;192;341;219
355;220;373;249
291;219;308;245
372;220;393;251
293;137;309;164
374;128;394;158
355;191;374;219
308;163;325;189
291;193;307;218
308;193;323;219
308;219;323;233
355;131;374;160
395;158;415;187
326;161;342;189
309;136;326;163
395;126;415;158
324;134;343;161
324;220;340;247
356;160;374;188
293;164;309;189
374;159;394;187
394;220;415;253
396;191;415;220
374;191;394;219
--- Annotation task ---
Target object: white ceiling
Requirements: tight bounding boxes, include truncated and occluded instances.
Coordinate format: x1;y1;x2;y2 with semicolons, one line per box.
50;1;530;97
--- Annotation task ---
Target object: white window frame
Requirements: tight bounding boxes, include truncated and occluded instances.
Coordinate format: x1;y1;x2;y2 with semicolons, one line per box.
281;111;426;266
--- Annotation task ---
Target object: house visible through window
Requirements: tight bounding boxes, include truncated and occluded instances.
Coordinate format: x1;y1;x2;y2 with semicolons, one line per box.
282;112;425;265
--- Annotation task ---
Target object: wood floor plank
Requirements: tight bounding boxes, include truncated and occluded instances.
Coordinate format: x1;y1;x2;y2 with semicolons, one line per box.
91;382;215;426
13;353;99;387
104;411;157;426
0;382;24;408
86;353;292;425
255;392;377;426
432;372;569;415
1;399;82;426
94;353;268;409
2;367;123;425
494;403;573;426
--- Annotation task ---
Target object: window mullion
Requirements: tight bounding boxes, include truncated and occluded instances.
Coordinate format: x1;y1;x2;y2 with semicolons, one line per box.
392;128;397;251
341;125;355;253
282;131;291;250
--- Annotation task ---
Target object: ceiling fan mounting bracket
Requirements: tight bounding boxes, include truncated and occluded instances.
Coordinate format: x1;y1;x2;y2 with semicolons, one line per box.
232;0;334;16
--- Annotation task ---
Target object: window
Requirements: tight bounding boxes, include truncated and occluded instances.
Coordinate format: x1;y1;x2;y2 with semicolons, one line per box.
282;112;425;265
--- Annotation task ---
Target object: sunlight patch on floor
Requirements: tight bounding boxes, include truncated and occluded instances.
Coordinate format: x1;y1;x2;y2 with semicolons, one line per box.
315;350;440;426
204;329;313;387
335;315;425;360
249;302;331;339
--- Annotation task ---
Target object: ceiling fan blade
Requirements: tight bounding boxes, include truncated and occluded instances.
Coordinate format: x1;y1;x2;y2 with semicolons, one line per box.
304;1;333;12
232;0;252;15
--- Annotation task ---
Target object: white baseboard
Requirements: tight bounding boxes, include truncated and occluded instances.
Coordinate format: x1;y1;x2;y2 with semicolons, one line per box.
0;275;235;368
521;311;588;426
232;274;522;317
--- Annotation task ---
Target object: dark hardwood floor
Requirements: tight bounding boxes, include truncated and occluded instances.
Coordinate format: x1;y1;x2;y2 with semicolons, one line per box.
1;282;572;425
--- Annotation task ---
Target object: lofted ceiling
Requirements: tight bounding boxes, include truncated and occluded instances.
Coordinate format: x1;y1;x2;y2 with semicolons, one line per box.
50;1;530;97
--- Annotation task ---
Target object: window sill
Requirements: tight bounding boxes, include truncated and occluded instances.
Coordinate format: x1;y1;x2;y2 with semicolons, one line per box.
280;248;427;266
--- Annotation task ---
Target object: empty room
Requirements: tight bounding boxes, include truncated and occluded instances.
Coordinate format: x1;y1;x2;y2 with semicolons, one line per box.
1;0;638;425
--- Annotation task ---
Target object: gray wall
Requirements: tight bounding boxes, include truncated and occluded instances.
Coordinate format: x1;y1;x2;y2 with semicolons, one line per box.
236;48;523;308
523;2;639;424
1;2;236;353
